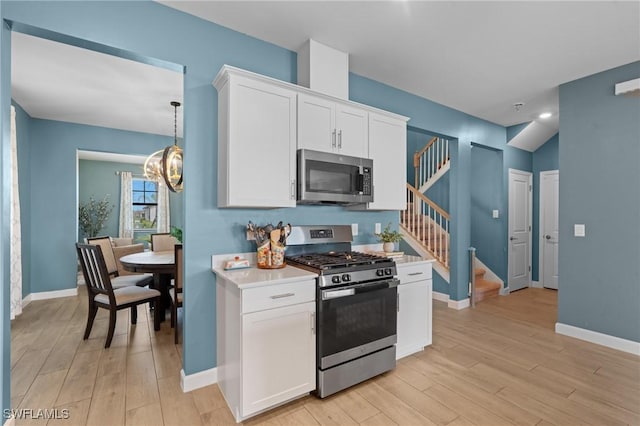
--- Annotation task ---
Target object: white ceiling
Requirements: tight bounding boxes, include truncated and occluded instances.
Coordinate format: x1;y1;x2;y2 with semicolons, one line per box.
11;32;183;137
161;0;640;140
10;2;640;150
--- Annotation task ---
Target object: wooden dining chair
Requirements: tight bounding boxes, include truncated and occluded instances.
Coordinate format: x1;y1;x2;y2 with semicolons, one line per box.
76;243;161;348
151;233;178;252
170;244;183;344
87;236;153;288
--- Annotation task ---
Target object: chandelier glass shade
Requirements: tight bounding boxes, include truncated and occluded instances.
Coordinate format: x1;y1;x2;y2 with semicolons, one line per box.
144;101;183;192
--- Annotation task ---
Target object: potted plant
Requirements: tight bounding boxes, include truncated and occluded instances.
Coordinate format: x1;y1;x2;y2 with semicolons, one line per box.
376;223;403;253
78;195;114;238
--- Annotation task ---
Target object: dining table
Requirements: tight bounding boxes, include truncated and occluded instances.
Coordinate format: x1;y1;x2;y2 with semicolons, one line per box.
119;250;175;329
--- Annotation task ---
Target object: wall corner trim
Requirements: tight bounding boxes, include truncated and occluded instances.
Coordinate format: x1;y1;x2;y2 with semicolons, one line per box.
555;323;640;356
180;367;218;393
499;286;510;296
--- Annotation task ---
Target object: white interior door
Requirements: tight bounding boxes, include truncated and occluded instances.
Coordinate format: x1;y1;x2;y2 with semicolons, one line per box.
540;171;559;289
508;169;532;292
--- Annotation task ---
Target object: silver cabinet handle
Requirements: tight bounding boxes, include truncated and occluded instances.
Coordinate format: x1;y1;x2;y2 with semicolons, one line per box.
332;129;337;148
408;272;423;276
310;312;315;334
291;180;296;200
338;130;342;149
270;293;295;299
397;293;400;312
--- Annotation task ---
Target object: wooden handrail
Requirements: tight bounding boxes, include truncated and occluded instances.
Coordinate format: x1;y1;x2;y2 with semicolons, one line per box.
406;183;450;220
413;136;438;167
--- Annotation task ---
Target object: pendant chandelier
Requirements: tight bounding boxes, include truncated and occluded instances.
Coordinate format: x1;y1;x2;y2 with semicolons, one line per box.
144;101;183;192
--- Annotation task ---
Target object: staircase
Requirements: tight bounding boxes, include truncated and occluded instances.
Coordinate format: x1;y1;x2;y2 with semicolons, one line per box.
401;136;451;270
402;135;502;304
473;268;502;301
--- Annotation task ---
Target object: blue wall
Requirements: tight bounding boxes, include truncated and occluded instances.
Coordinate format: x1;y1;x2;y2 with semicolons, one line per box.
12;102;31;298
27;118;171;294
531;133;559;281
558;61;640;342
470;144;505;280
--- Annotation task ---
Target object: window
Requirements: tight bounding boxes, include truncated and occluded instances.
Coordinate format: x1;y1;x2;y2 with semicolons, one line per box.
133;179;158;230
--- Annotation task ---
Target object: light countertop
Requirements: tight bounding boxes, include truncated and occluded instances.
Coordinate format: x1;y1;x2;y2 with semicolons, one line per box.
212;252;318;288
394;255;436;266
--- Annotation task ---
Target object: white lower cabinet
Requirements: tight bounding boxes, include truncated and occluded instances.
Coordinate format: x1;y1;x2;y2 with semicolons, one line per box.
216;276;316;422
242;301;316;417
396;261;433;359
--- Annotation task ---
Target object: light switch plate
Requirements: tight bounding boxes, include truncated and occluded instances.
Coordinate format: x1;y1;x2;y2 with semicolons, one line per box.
375;223;381;234
574;224;586;237
351;223;358;236
492;209;499;219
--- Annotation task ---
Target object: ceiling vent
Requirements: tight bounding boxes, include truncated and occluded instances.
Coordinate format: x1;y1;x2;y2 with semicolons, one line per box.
297;39;349;99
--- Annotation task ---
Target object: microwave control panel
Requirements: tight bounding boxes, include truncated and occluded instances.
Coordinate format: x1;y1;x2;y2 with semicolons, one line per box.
361;167;372;195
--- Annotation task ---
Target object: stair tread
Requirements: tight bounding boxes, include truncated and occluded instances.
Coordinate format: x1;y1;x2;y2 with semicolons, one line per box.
475;279;502;291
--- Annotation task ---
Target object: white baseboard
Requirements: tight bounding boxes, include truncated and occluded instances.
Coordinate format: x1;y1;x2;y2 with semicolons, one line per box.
555;323;640;356
29;288;77;301
530;280;542;288
432;291;449;303
433;292;470;310
180;367;218;392
448;298;470;310
22;294;32;308
499;286;510;296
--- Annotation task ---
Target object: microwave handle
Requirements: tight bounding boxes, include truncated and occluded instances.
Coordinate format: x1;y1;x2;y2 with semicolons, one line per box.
355;173;364;192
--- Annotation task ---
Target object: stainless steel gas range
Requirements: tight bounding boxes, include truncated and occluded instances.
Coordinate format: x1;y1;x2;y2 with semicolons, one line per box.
286;225;398;398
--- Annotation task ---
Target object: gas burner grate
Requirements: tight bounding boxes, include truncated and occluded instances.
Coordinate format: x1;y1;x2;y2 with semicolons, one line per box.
287;251;389;270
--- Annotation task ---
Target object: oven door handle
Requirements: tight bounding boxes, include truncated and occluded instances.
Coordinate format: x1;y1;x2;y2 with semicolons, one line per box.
322;278;398;300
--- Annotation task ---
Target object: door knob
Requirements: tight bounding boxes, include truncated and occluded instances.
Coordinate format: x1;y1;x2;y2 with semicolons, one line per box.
545;235;551;240
510;237;518;241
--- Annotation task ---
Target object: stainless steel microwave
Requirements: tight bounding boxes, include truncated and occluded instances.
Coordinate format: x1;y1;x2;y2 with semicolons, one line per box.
297;149;373;204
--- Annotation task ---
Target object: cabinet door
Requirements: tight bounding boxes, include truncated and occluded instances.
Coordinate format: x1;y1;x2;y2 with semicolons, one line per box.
367;112;407;210
335;103;368;157
298;93;335;153
396;280;430;359
226;76;296;207
242;302;316;417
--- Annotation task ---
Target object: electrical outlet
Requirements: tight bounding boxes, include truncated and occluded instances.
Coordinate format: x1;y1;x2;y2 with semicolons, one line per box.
574;224;585;237
375;223;381;234
492;209;499;219
351;223;358;236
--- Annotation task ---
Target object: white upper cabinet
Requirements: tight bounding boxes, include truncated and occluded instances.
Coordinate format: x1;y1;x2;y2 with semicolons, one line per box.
298;93;368;158
361;112;407;210
215;69;297;208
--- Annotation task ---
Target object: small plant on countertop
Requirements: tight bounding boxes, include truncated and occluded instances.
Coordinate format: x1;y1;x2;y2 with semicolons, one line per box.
376;223;403;243
171;226;183;243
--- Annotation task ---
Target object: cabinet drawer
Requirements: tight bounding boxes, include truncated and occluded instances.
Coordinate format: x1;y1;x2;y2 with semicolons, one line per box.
242;280;316;314
397;263;432;284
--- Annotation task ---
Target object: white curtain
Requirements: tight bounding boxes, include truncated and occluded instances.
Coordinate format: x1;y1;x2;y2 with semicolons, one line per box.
156;181;171;233
10;106;23;320
118;171;134;238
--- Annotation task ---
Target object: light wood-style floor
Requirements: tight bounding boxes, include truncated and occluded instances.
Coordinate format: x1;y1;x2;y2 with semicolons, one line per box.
10;287;640;425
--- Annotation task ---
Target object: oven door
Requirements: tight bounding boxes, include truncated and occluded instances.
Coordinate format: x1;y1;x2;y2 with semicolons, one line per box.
317;278;398;369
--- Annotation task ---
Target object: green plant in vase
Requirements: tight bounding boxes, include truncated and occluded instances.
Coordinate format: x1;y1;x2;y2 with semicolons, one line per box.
78;195;114;238
376;223;403;253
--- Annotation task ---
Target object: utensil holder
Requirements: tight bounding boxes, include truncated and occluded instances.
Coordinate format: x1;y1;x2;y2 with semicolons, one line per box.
257;242;286;269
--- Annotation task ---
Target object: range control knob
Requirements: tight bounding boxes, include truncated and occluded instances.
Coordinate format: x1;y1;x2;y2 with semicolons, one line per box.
331;275;341;284
342;274;351;282
376;269;385;277
384;268;393;276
